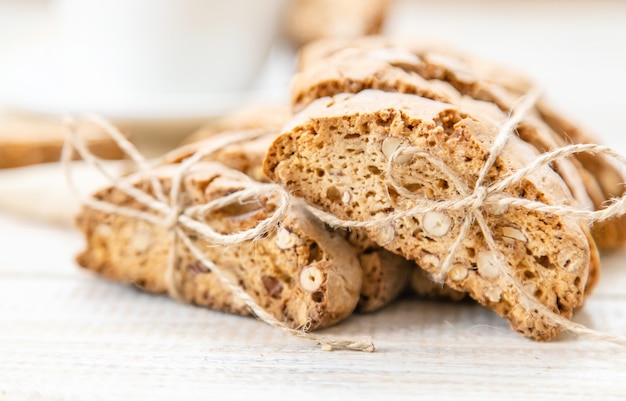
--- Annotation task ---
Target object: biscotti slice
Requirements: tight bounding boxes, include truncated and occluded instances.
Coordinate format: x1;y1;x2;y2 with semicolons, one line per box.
298;38;602;296
341;228;412;311
294;36;534;111
293;37;624;251
165;131;412;312
536;102;626;250
264;90;593;341
293;37;602;293
291;44;459;113
76;162;362;330
417;51;626;251
0;115;125;169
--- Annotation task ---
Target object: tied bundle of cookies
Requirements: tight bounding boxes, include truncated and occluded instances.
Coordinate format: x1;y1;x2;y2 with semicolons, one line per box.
72;37;626;350
72;109;412;351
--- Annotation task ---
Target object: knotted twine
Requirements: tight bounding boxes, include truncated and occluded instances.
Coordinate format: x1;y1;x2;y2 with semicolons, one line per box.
63;86;626;350
62;115;375;352
305;88;626;346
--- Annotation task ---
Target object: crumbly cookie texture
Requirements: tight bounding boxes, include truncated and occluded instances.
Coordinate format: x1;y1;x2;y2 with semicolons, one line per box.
76;162;362;330
264;90;592;341
0;116;125;169
166;131;413;312
292;36;624;251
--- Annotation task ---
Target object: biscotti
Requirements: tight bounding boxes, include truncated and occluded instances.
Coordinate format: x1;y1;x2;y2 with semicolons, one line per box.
76;162;363;330
291;36;625;251
264;90;593;341
0;115;125;169
166;131;413;312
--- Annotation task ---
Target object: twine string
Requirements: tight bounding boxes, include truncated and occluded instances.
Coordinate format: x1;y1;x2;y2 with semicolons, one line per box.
64;84;626;348
305;89;626;346
63;119;375;352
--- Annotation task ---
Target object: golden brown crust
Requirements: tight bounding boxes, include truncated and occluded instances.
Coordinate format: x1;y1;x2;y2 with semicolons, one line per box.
264;90;591;341
293;36;622;250
166;129;414;311
76;162;363;330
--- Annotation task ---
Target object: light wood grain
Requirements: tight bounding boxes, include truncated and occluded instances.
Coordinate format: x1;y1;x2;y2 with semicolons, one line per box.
1;212;626;401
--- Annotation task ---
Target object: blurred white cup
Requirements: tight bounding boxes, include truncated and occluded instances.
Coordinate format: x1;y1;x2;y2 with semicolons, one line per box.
53;0;287;96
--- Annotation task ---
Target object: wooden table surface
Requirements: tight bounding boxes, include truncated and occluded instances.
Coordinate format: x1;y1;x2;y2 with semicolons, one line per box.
2;1;626;400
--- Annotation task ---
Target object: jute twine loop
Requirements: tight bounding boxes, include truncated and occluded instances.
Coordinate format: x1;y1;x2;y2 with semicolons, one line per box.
305;88;626;346
63;84;626;348
63;116;374;352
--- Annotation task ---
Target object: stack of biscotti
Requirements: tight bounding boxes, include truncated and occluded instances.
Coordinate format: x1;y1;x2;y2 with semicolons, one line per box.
259;37;621;341
171;106;464;306
164;130;415;314
290;36;625;252
75;37;619;341
264;89;600;341
76;110;421;333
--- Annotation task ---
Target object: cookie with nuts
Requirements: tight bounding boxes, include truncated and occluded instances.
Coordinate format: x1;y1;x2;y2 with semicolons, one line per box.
167;129;413;313
76;162;363;330
292;36;625;251
264;90;594;341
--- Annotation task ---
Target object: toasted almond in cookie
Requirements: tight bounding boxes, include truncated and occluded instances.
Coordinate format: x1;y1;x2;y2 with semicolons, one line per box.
76;162;362;330
264;90;591;341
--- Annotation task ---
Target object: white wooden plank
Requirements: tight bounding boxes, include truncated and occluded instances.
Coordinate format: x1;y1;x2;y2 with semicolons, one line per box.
1;271;626;401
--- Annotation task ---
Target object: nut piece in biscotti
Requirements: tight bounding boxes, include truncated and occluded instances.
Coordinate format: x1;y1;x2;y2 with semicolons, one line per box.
166;130;413;312
293;36;625;251
0;115;125;169
264;90;593;341
284;0;390;46
76;162;362;330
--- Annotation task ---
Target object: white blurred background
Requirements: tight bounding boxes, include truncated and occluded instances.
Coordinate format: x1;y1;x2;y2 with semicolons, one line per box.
1;0;625;151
